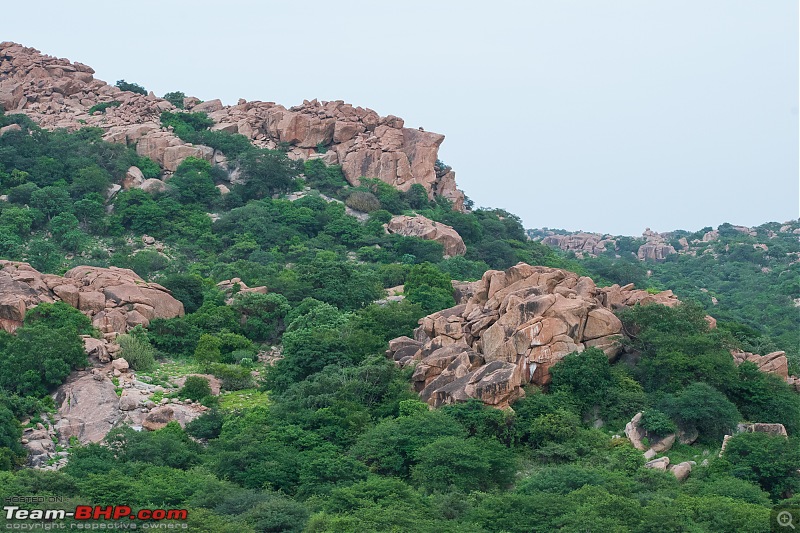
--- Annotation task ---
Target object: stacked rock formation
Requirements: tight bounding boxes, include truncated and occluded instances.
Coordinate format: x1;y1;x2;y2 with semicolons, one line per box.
0;42;464;208
540;232;617;258
387;263;680;408
637;228;677;261
386;215;467;257
0;261;183;335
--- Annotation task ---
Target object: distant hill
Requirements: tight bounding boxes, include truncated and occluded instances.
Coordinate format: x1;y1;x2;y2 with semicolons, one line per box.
530;221;800;367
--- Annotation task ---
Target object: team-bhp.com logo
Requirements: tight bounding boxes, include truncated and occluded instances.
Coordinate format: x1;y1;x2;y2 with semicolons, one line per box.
4;505;188;528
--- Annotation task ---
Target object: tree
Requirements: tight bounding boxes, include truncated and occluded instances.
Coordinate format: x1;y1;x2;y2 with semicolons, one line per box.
411;436;516;493
168;157;219;207
549;348;614;418
117;333;156;371
194;334;222;366
115;80;147;95
161;273;207;314
29;186;71;220
351;410;464;478
163;91;186;109
660;382;740;442
0;323;86;396
230;292;290;343
721;432;800;500
238;148;300;199
404;263;455;314
70;165;110;198
0;206;34;237
179;376;212;401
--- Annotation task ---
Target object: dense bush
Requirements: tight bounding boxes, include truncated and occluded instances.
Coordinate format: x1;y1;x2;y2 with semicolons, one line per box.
117;332;156;371
345;191;381;213
179;376;212;401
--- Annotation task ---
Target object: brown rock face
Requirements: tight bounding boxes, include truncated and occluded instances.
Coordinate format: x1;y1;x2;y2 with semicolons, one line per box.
0;261;183;334
386;215;467;257
53;370;120;443
730;350;789;379
0;42;464;209
540;233;616;258
637;228;677;261
142;407;175;431
387;263;681;408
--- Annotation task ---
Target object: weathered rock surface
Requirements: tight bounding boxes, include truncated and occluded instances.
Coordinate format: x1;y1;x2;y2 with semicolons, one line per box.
636;228;677;262
0;261;184;334
644;457;670;471
387;263;680;408
669;461;694;481
540;232;616;258
731;350;789;379
0;42;464;209
216;277;268;305
53;369;120;444
386;215;467;257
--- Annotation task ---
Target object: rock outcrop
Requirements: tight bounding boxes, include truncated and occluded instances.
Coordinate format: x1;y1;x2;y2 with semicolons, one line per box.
540;232;616;258
730;350;789;379
52;362;211;449
637;228;677;262
386;215;467;257
0;261;184;335
386;263;680;408
0;42;464;209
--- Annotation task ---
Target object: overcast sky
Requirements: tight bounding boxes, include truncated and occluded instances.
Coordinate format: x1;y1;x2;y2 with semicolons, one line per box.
5;1;798;235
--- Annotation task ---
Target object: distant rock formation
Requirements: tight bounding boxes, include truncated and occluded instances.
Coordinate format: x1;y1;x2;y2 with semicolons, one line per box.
0;261;184;336
637;228;677;261
386;263;679;408
540;232;616;258
0;42;464;209
386;215;466;257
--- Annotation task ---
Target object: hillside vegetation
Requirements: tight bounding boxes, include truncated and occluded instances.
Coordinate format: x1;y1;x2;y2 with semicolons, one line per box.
0;106;798;533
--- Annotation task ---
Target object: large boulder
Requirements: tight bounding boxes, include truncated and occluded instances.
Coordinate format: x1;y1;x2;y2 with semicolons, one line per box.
53;370;120;444
386;215;466;257
387;263;680;409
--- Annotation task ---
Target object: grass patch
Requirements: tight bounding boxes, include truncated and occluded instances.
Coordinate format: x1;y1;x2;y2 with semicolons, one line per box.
218;389;269;411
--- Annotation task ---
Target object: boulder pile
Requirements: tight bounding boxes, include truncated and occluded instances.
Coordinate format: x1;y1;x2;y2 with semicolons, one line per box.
0;261;184;335
387;263;680;408
540;232;616;258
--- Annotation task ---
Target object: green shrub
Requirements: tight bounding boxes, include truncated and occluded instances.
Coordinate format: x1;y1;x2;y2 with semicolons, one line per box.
404;262;455;314
194;334;223;366
163;91;186;109
117;334;156;371
115;80;147;95
210;363;254;391
87;101;121;115
661;382;741;442
179;376;212;402
639;409;677;437
345;191;381;213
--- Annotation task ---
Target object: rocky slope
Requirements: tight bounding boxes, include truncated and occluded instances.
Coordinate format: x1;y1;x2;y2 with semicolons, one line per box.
0;42;464;208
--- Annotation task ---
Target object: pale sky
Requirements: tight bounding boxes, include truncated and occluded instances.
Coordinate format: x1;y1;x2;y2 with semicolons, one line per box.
4;0;798;235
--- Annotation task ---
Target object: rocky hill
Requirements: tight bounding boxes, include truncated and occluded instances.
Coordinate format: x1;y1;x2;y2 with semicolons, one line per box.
0;41;798;531
0;42;464;209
